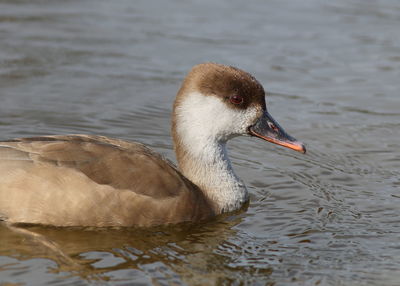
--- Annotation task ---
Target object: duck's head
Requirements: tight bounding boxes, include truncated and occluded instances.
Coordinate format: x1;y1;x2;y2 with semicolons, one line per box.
172;62;306;154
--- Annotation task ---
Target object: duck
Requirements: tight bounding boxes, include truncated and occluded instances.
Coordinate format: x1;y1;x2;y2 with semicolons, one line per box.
0;63;305;227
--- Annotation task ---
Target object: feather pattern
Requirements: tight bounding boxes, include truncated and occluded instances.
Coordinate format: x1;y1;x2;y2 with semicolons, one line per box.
0;135;214;226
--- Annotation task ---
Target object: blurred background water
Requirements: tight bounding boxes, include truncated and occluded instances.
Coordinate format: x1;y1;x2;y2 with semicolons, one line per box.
0;0;399;285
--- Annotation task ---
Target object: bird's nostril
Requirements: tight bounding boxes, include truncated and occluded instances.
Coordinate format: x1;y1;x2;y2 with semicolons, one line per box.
268;122;278;132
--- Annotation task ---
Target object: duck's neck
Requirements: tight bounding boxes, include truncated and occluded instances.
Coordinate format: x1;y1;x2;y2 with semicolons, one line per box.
174;138;248;214
172;96;249;213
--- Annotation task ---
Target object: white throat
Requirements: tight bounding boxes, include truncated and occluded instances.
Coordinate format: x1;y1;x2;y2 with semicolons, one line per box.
173;92;260;213
186;138;248;213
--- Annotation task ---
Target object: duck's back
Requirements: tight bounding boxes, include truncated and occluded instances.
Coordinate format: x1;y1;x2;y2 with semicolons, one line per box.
0;135;214;227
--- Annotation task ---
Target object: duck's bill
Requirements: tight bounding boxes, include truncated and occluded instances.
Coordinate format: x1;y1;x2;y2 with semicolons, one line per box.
248;111;306;154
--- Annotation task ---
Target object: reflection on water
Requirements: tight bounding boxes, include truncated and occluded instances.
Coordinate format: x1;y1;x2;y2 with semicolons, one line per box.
0;215;252;285
1;0;400;285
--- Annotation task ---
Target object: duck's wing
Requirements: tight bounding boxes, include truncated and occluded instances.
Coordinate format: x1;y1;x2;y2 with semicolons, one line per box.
0;135;214;227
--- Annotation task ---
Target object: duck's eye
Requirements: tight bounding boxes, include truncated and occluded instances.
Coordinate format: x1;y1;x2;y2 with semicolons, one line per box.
230;95;244;105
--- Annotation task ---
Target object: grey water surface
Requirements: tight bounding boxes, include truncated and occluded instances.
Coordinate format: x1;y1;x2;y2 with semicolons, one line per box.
0;0;400;285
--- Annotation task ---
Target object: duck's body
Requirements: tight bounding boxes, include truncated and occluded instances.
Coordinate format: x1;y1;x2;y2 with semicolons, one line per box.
0;63;305;227
0;135;214;226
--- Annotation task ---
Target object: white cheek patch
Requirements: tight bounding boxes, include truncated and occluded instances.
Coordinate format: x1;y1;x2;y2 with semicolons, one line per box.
176;92;261;146
175;92;258;211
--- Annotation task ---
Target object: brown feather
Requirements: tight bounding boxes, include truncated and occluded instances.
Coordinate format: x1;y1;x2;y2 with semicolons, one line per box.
0;135;215;227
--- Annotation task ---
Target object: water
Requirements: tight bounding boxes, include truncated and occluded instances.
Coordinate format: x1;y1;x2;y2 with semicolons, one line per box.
0;0;399;285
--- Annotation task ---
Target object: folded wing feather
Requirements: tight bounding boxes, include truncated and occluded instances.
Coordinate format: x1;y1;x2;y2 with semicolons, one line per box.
0;135;214;227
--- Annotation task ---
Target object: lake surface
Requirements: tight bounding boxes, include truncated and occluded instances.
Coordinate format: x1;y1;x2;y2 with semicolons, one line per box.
1;0;400;285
